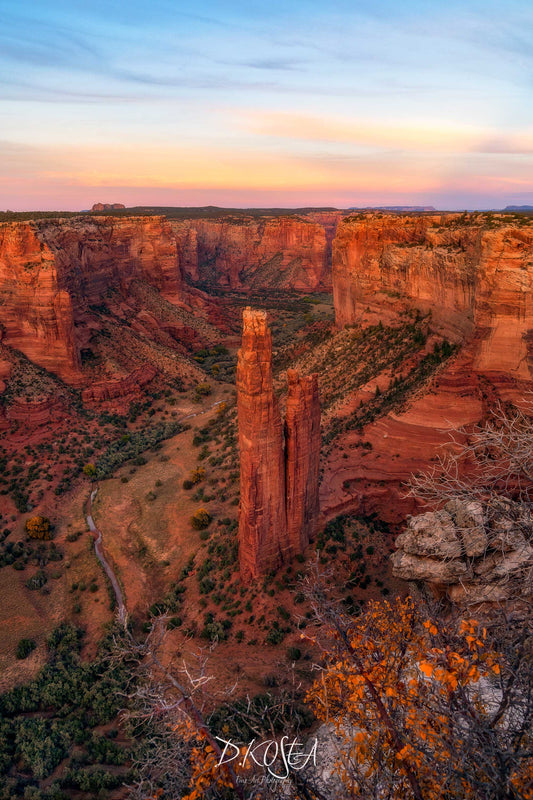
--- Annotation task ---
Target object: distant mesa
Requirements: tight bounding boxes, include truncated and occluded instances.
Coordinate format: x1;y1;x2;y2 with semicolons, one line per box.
503;205;533;212
348;205;437;212
91;202;126;211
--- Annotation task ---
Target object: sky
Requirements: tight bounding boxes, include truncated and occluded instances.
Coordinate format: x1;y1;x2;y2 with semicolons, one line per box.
0;0;532;210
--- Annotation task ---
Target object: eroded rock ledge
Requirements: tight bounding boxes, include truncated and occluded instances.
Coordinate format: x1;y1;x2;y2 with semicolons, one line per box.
392;498;533;605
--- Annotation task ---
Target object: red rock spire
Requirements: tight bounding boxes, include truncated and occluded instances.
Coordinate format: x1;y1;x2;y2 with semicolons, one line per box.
285;369;321;557
237;307;321;578
237;308;287;578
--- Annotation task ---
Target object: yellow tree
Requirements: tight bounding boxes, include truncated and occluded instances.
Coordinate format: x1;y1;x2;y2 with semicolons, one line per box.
25;515;52;540
305;594;533;800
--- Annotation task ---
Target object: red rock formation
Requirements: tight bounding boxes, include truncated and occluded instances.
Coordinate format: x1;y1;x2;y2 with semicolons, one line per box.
0;216;188;382
0;223;81;383
237;309;287;577
285;369;321;555
0;360;12;395
82;363;157;403
237;309;321;577
172;215;331;291
332;214;533;378
6;396;66;427
41;215;183;305
322;213;533;523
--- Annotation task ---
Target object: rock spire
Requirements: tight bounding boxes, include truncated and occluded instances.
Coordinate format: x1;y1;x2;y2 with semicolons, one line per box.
237;307;320;578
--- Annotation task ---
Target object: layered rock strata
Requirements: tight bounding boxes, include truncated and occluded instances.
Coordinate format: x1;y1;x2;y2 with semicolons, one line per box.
0;222;81;382
172;215;332;291
6;396;66;428
391;499;533;606
0;216;184;383
332;214;533;379
237;308;320;578
322;214;533;523
81;364;157;403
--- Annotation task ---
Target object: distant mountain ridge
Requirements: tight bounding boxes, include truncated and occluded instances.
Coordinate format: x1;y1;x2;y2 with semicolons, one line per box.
347;205;437;212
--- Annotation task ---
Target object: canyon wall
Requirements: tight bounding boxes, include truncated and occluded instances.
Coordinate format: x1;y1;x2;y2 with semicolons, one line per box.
172;215;334;291
320;214;533;526
0;211;341;385
332;214;533;379
237;308;321;578
0;216;185;383
0;222;81;382
39;215;183;306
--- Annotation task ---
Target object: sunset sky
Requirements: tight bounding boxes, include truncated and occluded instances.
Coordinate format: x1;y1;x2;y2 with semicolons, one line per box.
1;0;532;210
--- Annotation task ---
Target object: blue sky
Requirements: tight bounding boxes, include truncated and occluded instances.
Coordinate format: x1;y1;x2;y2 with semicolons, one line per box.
1;0;532;209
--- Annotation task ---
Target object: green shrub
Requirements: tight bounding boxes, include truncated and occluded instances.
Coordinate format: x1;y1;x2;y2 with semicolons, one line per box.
287;646;301;661
190;508;212;530
265;628;285;645
25;570;47;590
16;638;36;659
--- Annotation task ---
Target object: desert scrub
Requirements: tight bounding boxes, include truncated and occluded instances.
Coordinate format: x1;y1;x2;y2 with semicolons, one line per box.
16;638;36;659
323;336;458;447
95;420;185;479
190;508;212;530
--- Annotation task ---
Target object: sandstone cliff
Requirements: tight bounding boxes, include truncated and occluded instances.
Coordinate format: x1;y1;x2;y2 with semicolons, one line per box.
332;214;533;379
0;222;81;382
81;363;157;403
317;214;533;525
0;216;186;382
40;215;183;306
237;308;321;578
172;215;331;291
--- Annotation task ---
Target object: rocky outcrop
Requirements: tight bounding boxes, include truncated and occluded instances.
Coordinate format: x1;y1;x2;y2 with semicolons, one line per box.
237;308;320;578
91;203;125;211
0;216;186;382
6;396;66;427
40;215;183;305
285;369;321;556
81;363;157;403
391;499;533;605
0;223;81;382
332;214;533;379
172;215;331;291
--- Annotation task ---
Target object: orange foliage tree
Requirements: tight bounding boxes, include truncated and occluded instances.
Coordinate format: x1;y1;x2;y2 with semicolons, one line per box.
25;515;52;540
305;594;533;800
